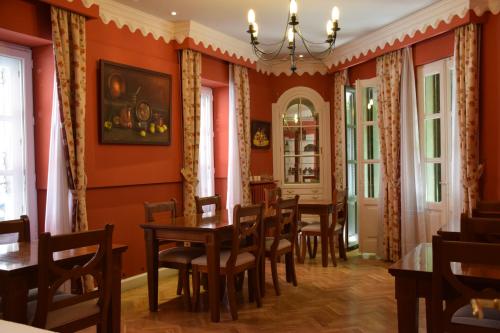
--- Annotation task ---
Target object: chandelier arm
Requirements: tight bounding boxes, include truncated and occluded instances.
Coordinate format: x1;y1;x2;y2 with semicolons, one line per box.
296;34;334;61
252;37;288;60
295;27;332;45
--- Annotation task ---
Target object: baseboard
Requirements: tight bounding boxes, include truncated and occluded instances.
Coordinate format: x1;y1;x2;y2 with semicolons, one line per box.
121;268;177;292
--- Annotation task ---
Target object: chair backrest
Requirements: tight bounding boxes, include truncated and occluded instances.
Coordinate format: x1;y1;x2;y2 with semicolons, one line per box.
264;187;281;216
195;195;221;214
473;201;500;218
33;224;114;330
432;235;500;332
144;199;177;223
227;204;263;268
270;196;299;250
460;214;500;243
0;215;30;243
334;190;348;227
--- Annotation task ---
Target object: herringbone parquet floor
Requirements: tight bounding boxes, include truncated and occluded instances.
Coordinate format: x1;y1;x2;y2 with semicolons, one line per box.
80;251;427;332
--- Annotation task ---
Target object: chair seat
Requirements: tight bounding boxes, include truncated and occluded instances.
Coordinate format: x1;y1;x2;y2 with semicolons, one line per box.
158;246;205;265
301;223;342;233
452;305;500;329
191;251;255;268
27;293;99;330
265;238;291;251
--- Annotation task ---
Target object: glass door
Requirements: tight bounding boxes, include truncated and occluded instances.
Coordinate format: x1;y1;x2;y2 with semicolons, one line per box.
344;86;358;248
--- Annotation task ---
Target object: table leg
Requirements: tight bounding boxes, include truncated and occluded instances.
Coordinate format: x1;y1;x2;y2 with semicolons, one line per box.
320;213;329;267
394;276;419;333
206;232;221;322
144;229;159;312
108;251;123;333
2;274;28;323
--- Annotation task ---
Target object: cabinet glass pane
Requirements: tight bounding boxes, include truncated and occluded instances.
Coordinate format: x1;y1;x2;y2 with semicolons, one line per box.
284;156;300;184
363;87;378;122
283;127;299;155
300;156;320;183
363;124;380;160
425;73;440;115
424;118;441;158
425;163;442;202
284;100;299;126
364;163;380;198
300;127;319;154
346;126;356;161
299;99;318;126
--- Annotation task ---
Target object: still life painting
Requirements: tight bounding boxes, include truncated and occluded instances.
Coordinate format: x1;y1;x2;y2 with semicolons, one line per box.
251;120;271;149
99;60;171;145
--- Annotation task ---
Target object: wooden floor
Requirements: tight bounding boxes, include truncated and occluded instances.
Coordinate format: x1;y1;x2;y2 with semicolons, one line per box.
80;251;427;332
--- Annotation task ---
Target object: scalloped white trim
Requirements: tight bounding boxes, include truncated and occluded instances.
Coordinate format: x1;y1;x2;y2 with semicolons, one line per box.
256;59;328;76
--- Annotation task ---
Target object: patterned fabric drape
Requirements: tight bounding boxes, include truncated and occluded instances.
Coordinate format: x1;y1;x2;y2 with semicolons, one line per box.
377;50;402;261
51;6;88;232
232;65;252;205
455;23;482;216
180;49;202;216
333;70;348;190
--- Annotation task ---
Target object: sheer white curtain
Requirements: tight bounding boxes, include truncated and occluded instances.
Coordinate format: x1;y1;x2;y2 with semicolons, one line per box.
197;87;215;199
45;76;71;235
226;64;243;210
400;47;426;255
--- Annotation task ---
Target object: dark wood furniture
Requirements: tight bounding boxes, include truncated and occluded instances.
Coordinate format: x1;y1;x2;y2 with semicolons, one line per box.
191;204;263;320
144;199;204;310
263;196;299;296
0;215;30;243
30;225;114;332
195;195;222;214
0;240;127;333
432;235;500;332
474;201;500;218
461;214;500;243
250;180;277;204
263;187;281;217
388;243;500;333
141;211;235;322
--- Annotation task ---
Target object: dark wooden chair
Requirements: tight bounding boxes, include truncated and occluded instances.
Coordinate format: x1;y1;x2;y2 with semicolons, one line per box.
29;224;114;332
264;196;299;296
144;199;204;310
0;215;30;244
473;201;500;219
431;235;500;332
191;204;263;320
299;191;348;266
195;195;222;214
264;187;281;217
460;214;500;243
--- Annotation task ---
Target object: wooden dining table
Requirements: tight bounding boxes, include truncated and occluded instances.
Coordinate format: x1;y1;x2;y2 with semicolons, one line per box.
388;243;500;333
0;241;128;333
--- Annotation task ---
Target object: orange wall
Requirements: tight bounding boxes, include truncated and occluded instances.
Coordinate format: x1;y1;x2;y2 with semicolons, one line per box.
270;72;330;102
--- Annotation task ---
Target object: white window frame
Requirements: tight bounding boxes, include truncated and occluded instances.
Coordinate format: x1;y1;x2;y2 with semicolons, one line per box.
0;41;37;231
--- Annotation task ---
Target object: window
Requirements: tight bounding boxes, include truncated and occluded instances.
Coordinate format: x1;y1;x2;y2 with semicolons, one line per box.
197;87;215;203
0;43;36;230
283;98;320;184
360;86;380;198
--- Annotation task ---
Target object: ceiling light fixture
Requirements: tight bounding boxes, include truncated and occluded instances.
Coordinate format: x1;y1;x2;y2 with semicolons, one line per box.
171;11;177;16
247;1;340;73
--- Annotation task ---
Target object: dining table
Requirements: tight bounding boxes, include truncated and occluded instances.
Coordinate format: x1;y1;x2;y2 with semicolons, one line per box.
0;241;128;333
388;242;500;333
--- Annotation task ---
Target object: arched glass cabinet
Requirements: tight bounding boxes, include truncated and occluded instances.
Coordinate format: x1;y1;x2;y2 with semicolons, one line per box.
272;87;332;200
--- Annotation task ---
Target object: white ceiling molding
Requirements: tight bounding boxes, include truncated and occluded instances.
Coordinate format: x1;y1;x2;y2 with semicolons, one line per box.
256;59;329;77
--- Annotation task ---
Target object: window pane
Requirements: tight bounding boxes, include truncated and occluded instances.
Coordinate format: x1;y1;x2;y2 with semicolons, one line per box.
346;126;356;161
425;163;442;202
363;124;380;160
424;118;441;158
364;163;380;198
283;127;299;155
347;163;357;197
425;73;440;115
345;90;355;125
300;126;319;154
363;87;378;122
301;156;320;183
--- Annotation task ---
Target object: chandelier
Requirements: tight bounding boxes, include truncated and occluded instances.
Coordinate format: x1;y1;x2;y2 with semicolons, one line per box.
246;0;340;73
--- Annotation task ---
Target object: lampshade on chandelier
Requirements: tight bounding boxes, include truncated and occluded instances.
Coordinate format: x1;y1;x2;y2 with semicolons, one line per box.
246;0;340;73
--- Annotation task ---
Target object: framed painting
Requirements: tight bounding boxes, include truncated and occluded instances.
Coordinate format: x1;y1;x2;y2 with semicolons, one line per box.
251;120;271;149
99;60;171;145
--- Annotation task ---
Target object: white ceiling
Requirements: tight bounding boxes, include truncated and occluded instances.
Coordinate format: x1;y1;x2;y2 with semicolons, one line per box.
118;0;440;53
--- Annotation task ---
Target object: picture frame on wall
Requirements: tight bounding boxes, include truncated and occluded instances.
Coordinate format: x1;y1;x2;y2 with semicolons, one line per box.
251;120;271;149
99;60;172;145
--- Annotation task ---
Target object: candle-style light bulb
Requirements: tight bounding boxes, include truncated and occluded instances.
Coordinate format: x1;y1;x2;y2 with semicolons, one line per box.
326;20;333;36
331;6;340;22
253;22;259;38
248;9;256;24
290;0;298;16
287;27;294;43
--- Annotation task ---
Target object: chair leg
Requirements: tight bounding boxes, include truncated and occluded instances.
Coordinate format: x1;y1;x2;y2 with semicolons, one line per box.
248;269;254;303
312;236;318;258
288;252;298;287
260;255;266;297
285;254;292;283
176;271;183;295
226;273;238;320
338;232;348;260
251;267;262;308
192;266;200;312
300;233;307;263
307;236;313;258
236;272;245;292
220;276;226;302
295;231;302;261
270;255;281;296
329;233;337;267
180;267;192;311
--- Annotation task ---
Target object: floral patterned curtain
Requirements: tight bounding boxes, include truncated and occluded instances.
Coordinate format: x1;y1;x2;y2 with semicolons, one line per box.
51;7;88;232
333;70;348;190
377;50;402;261
455;23;482;216
180;49;202;216
232;65;252;205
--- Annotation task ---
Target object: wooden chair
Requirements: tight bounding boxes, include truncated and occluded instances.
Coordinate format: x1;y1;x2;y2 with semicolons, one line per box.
144;199;204;310
461;214;500;243
0;215;30;244
264;196;299;296
191;204;263;320
29;224;114;332
264;187;281;217
299;191;348;266
431;235;500;332
195;195;222;214
473;201;500;219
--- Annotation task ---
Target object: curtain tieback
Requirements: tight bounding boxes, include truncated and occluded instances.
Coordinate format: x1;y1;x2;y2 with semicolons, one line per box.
181;168;196;184
70;188;86;201
463;164;484;189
